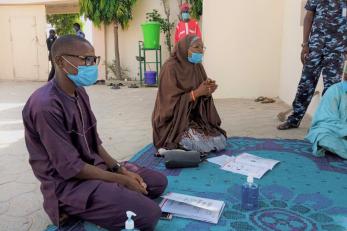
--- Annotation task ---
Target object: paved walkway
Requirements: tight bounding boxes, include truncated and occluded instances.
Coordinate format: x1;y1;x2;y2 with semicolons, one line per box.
0;81;311;231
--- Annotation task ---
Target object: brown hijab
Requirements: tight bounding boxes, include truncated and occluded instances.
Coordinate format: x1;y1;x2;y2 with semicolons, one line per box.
152;35;226;149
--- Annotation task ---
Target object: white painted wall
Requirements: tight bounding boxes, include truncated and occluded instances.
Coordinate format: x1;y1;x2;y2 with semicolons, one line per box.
104;0;181;80
91;25;106;81
279;0;323;116
202;0;284;99
0;5;48;81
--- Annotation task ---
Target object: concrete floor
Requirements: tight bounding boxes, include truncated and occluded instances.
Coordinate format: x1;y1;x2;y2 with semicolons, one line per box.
0;81;311;231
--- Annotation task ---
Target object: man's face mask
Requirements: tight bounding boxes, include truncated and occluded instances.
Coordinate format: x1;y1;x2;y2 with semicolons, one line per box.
188;52;203;64
62;56;99;87
182;12;190;21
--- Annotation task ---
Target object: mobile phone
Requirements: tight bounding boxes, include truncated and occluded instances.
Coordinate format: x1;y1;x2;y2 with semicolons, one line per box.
160;212;173;220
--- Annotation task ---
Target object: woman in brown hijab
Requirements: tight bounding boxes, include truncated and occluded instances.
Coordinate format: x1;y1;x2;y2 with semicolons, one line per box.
152;35;227;153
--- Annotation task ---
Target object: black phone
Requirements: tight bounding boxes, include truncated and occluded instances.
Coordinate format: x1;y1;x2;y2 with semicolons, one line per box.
160;212;173;220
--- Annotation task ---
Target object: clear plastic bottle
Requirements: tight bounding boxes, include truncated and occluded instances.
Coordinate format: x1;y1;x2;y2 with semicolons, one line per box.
121;211;140;231
241;176;259;210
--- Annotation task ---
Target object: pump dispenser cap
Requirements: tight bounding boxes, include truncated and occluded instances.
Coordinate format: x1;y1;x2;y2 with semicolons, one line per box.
247;176;254;184
125;211;136;229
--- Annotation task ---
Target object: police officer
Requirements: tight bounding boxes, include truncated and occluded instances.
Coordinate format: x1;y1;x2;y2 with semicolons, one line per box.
278;0;347;130
174;3;202;43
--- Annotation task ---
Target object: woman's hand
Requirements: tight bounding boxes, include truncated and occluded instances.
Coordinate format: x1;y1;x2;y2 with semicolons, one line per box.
207;78;218;94
194;80;218;97
206;78;216;85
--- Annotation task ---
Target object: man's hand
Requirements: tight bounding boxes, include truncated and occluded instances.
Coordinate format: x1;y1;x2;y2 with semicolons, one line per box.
75;163;148;195
122;175;148;195
301;10;314;65
301;45;309;65
121;168;147;189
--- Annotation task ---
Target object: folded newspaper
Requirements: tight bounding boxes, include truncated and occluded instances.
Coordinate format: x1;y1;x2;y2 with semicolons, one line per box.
159;192;225;224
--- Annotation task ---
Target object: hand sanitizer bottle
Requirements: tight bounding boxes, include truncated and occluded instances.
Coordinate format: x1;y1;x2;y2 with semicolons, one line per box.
241;176;259;210
121;211;139;231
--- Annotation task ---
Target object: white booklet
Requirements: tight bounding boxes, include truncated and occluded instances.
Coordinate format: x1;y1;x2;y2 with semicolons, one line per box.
221;153;280;179
159;192;225;224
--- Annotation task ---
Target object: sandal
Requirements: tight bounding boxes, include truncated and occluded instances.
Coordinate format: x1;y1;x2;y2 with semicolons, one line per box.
277;122;299;130
255;96;266;102
111;85;120;90
261;97;276;104
128;83;139;88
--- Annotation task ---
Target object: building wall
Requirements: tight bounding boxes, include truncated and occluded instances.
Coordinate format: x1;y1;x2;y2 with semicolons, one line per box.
0;5;48;81
92;25;107;81
104;0;181;80
279;0;322;116
45;2;79;14
202;0;284;99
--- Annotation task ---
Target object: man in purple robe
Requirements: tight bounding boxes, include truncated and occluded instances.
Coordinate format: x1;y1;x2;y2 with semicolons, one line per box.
22;35;167;231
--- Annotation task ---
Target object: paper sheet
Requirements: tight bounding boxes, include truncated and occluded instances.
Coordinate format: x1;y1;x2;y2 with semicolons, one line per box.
207;155;234;166
221;153;280;179
221;160;269;179
235;153;279;170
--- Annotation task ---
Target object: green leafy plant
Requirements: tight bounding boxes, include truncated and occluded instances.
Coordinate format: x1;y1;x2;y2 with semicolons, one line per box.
46;14;83;36
189;0;203;20
146;9;175;53
79;0;137;80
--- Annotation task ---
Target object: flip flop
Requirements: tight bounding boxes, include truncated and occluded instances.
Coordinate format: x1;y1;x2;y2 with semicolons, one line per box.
261;97;276;104
255;96;266;102
111;85;120;90
128;84;139;88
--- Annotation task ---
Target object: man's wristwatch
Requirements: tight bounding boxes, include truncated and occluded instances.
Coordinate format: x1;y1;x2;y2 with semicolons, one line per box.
110;162;122;173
